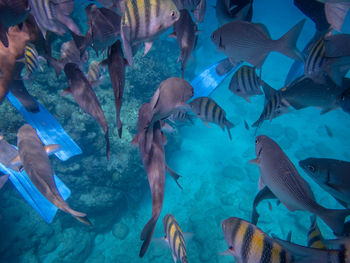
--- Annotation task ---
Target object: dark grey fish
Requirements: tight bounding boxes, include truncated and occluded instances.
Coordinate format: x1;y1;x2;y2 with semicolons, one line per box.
163;214;188;263
215;0;252;26
229;65;263;102
121;0;180;66
101;40;127;138
300;158;350;208
251;135;350;235
0;0;30;47
211;19;305;68
28;0;82;38
170;9;198;78
63;63;110;160
189;96;235;140
14;124;91;225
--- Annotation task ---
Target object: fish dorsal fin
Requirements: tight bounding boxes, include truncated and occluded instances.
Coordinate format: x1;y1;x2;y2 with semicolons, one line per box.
168;32;177;39
144;41;153;56
253;23;271;38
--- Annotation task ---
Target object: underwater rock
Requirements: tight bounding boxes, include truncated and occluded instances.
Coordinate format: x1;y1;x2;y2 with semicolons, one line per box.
112;222;129;240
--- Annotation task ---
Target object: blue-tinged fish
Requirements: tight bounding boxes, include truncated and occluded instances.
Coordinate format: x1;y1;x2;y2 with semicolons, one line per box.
10;124;91;225
308;216;327;249
163;214;188;263
121;0;180;66
300;158;350;208
229;65;264;103
18;42;45;79
0;0;30;47
215;0;253;26
63;63;110;160
211;19;305;69
189;96;235;140
169;9;198;78
251;135;350;236
221;217;293;262
87;61;102;85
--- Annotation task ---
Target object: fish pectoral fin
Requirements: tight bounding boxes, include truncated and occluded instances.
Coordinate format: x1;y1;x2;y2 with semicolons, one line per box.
161;132;167;145
16;58;26;64
166;164;183;190
44;144;62;156
168;32;177;39
249;158;260;165
131;134;139;146
149;88;160;111
61;87;72;96
201;120;210;128
9;155;22;168
143;42;153;56
219;248;234;256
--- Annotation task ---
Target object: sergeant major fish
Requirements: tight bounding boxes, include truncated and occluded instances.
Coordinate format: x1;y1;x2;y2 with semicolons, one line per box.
87;61;102;85
189;96;235;140
308;215;327;249
18;42;45;79
121;0;180;66
163;214;188;263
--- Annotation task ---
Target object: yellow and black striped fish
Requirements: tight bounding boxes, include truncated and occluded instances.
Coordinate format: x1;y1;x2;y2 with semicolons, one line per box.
189;96;235;140
304;37;326;77
121;0;180;66
229;65;263;103
221;217;293;263
22;43;44;79
308;216;327;249
163;214;188;263
87;61;102;84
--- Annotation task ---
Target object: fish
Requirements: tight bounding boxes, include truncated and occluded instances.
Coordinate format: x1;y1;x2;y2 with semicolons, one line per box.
299;158;350;208
163;214;188;263
167;109;194;124
18;42;45;79
189;96;235;140
215;0;253;27
339;87;350;114
63;63;110;160
0;0;30;47
281;75;347;114
101;40;128;138
221;217;293;262
121;0;180;66
321;1;350;32
250;135;350;236
132;103;166;258
169;9;198;78
211;19;305;68
229;65;264;102
28;0;82;38
0;25;30;103
252;84;290;128
325;125;333;138
11;124;91;225
294;0;330;31
308;215;327;249
94;0;123;14
87;61;102;85
79;4;121;56
173;0;206;22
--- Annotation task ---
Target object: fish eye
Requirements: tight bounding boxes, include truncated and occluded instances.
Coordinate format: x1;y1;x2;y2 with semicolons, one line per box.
170;10;176;18
308;165;315;173
255;138;259;144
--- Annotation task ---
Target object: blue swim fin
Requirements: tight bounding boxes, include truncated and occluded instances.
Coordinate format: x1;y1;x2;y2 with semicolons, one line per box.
6;92;82;161
0;161;71;224
190;58;241;99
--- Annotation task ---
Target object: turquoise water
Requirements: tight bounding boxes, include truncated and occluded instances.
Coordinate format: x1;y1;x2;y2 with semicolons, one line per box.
1;0;350;262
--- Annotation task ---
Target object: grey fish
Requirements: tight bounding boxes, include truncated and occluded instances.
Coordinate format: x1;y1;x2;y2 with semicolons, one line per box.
173;0;206;22
221;217;293;262
251;135;350;235
28;0;82;38
300;158;350;208
101;40;127;138
189;96;235;140
229;65;263;102
211;19;305;68
63;63;110;160
13;124;91;225
0;0;30;47
163;214;188;263
169;9;198;78
215;0;252;26
121;0;180;66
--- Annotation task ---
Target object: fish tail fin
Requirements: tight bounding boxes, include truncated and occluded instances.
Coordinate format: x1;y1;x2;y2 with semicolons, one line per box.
117;118;123;139
105;129;111;160
319;208;350;236
225;120;235;140
62;204;86;218
139;216;158;257
73;215;93;226
325;2;350;32
276;19;306;62
45;55;63;77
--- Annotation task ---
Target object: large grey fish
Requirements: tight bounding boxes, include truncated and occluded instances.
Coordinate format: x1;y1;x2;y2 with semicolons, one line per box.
0;0;30;47
250;135;350;235
12;124;91;225
77;4;121;56
163;214;188;263
189;96;235;140
63;63;110;160
300;158;350;208
173;0;206;22
221;217;293;262
211;19;305;68
121;0;180;66
101;40;127;138
28;0;82;38
229;65;264;103
169;9;198;78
